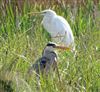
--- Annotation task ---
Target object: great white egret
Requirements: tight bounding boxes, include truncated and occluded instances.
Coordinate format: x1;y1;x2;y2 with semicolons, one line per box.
29;9;75;51
41;9;75;51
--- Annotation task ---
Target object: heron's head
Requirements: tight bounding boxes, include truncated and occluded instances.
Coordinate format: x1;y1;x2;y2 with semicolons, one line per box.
40;9;56;17
43;42;56;54
42;42;57;57
46;42;56;48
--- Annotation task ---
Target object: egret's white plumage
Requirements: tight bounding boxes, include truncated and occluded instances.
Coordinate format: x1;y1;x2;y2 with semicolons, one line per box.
41;9;75;51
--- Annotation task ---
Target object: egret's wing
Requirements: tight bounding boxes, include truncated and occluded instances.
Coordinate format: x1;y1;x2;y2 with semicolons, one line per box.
52;16;72;33
52;15;75;49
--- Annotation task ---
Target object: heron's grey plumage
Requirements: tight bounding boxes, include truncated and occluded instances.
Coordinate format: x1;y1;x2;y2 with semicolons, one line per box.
28;42;57;76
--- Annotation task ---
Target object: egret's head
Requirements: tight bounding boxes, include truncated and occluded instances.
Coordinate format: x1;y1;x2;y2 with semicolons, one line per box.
41;9;56;17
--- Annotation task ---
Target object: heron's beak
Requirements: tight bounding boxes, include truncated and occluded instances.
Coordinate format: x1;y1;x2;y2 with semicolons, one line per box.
55;45;71;51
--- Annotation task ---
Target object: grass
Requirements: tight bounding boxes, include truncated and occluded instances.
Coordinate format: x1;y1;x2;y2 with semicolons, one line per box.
0;1;100;92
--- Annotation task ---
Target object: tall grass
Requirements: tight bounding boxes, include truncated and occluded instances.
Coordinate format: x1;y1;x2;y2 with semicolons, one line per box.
0;1;100;92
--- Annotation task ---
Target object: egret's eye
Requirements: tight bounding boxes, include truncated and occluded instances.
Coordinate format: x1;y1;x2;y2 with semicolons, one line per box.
41;11;47;15
43;12;46;14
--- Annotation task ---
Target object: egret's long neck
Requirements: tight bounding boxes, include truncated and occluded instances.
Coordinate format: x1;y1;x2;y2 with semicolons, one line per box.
43;16;50;23
43;14;56;24
43;16;53;23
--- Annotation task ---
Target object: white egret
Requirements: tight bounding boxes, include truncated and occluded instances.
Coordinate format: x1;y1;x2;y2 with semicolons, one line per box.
29;9;75;51
40;9;75;51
